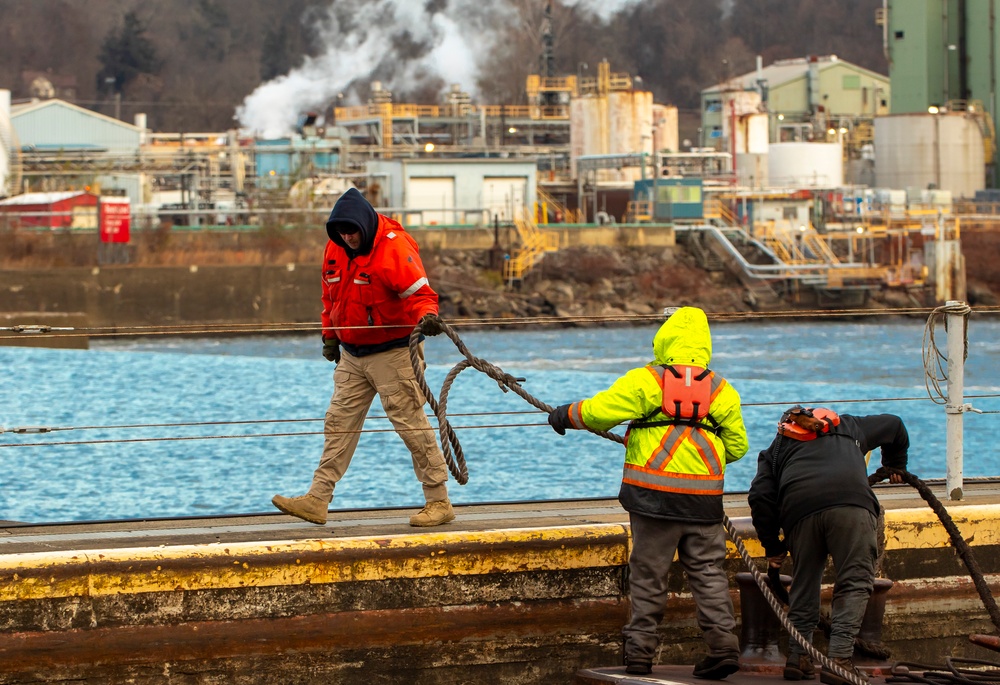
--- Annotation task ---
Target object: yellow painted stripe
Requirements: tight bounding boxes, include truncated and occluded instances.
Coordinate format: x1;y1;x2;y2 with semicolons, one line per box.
883;504;1000;549
3;502;999;603
0;525;629;601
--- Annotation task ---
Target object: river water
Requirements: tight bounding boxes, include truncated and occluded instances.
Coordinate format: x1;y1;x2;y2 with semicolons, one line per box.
2;317;999;523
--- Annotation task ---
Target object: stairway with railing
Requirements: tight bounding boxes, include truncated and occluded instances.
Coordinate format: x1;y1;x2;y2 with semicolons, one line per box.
536;188;580;224
501;217;560;283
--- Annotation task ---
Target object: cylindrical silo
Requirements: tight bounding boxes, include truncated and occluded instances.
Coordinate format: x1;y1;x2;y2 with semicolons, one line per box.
570;95;604;175
652;104;678;152
768;142;844;188
874;113;985;198
609;90;653;155
0;89;10;196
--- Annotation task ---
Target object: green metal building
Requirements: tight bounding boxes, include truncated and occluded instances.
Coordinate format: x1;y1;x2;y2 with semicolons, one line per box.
884;0;998;179
699;55;890;149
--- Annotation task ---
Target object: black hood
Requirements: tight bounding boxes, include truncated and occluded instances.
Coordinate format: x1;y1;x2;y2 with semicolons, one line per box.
326;188;379;256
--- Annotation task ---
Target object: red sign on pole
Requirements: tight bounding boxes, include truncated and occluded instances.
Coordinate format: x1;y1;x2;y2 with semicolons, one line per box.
99;198;131;243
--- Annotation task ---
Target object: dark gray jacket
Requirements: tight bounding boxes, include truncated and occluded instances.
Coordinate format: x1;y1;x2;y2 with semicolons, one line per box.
747;413;909;557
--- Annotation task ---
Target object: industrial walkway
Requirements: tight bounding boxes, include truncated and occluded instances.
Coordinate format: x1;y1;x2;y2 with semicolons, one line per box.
5;479;999;555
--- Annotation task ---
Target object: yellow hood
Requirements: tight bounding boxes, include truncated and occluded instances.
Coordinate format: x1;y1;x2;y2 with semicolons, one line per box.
652;307;712;367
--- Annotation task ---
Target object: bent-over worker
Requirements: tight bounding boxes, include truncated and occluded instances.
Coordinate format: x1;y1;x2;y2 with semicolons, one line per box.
748;407;908;685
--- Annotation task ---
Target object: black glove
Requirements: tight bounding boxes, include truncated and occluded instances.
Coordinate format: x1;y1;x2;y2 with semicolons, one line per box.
322;337;341;363
548;404;573;436
418;313;444;336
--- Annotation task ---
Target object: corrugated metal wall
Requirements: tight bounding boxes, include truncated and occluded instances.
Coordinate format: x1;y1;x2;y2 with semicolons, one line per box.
13;101;141;154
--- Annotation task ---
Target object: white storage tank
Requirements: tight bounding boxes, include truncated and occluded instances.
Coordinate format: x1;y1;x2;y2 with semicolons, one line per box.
571;89;653;182
652;104;678;152
0;89;11;197
874;113;985;199
768;142;844;188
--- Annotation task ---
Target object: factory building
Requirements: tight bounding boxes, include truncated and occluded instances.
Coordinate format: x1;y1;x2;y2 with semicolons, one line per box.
882;0;999;189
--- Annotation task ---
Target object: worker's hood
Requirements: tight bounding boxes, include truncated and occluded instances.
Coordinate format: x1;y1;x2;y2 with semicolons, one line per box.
325;187;379;256
652;306;712;367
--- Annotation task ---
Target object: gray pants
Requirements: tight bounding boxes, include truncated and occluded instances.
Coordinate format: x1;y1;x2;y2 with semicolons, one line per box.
786;506;878;660
623;512;740;663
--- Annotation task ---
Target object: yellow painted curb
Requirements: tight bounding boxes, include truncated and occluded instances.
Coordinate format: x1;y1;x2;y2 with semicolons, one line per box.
0;524;630;601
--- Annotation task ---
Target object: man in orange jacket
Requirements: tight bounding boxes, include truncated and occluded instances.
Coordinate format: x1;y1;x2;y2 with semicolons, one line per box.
272;188;453;527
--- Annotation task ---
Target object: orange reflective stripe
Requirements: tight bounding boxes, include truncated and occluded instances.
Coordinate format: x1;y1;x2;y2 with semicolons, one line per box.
688;428;722;475
648;425;690;470
623;464;724;495
568;401;586;429
644;425;722;475
709;373;727;402
646;366;663;383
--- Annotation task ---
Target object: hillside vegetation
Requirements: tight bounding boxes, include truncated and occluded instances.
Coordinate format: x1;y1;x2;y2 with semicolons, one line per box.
0;0;886;132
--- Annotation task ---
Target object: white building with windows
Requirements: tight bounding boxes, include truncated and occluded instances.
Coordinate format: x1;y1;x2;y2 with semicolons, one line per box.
365;158;538;226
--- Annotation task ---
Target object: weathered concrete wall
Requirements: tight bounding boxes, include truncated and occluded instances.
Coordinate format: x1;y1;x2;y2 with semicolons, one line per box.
0;506;997;683
0;265;321;330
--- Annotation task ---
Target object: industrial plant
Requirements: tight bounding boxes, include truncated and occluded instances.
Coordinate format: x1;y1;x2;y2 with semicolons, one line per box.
0;0;997;307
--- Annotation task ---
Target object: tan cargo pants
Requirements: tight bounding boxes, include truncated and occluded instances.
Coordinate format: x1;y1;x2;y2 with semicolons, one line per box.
307;344;450;504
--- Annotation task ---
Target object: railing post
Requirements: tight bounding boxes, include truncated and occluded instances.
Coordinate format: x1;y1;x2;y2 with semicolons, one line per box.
945;300;966;501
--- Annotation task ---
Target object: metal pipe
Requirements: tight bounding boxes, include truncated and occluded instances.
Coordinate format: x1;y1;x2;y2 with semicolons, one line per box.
945;300;966;501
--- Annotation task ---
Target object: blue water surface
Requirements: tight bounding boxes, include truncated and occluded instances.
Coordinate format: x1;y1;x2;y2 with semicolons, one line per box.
1;317;998;522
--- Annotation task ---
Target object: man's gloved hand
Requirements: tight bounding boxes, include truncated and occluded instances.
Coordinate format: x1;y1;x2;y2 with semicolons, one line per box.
322;337;341;363
548;404;573;436
418;313;444;336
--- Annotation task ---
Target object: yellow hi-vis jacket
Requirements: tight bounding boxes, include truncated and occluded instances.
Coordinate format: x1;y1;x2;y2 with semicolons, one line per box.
565;307;748;522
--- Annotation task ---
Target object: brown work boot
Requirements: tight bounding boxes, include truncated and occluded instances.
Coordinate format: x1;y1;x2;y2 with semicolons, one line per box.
271;493;328;525
820;657;868;685
409;499;455;527
784;655;816;681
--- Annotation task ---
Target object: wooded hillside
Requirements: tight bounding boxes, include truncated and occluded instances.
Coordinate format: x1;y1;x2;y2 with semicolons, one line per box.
0;0;886;133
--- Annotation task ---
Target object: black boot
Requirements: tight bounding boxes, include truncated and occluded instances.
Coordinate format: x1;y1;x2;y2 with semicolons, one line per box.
693;653;740;680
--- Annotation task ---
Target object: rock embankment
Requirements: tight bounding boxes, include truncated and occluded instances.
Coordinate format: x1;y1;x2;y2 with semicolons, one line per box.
424;245;754;325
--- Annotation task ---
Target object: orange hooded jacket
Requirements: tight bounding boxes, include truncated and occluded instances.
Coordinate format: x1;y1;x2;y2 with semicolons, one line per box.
321;189;438;348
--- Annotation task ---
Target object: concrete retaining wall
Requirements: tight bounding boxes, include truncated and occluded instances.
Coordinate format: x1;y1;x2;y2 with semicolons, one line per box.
0;505;997;683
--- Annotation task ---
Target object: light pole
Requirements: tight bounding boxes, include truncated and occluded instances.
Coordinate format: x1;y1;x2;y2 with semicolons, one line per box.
104;77;120;120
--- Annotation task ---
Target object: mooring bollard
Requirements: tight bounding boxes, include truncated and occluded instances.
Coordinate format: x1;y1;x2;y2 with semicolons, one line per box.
854;578;894;668
736;571;791;671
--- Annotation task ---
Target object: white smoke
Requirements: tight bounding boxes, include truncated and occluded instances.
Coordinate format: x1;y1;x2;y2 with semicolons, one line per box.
565;0;641;21
237;0;508;138
236;0;643;138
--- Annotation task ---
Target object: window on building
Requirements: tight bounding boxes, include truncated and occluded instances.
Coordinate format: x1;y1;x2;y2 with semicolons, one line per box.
894;30;904;39
842;74;861;90
705;99;722;112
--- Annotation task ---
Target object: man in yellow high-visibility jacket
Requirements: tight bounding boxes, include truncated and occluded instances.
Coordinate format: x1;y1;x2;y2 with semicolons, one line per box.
549;306;749;678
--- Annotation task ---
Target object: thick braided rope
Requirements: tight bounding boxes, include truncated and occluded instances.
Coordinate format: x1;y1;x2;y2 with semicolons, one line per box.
869;468;1000;633
408;319;869;685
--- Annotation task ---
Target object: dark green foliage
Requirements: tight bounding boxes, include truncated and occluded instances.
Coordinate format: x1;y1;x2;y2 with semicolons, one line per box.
96;11;159;94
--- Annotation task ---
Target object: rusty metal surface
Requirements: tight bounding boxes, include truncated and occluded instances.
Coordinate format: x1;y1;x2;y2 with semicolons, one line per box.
0;485;999;683
970;634;1000;652
0;597;628;673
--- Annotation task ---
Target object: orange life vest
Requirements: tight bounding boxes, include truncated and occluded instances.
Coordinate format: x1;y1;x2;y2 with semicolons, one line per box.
630;364;721;433
777;406;840;441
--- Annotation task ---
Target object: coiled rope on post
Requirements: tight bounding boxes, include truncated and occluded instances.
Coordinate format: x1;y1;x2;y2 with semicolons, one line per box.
408;317;869;685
